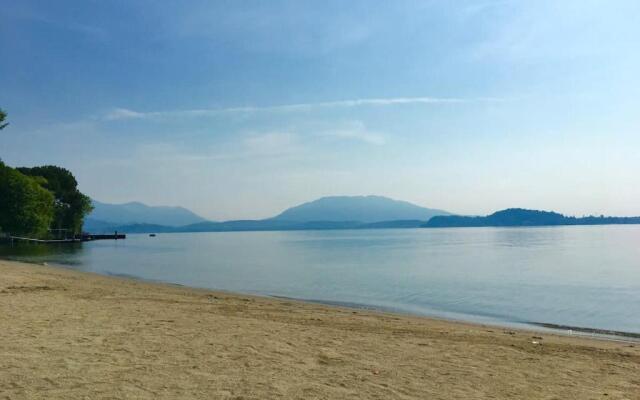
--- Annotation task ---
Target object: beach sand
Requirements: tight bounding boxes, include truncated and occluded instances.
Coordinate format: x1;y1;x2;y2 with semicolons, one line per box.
1;259;639;399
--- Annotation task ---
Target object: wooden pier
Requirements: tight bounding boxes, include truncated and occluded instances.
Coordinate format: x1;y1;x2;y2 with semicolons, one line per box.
82;234;126;241
8;236;83;244
5;233;126;244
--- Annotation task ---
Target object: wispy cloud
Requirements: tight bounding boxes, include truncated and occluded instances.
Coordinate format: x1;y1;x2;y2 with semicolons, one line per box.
103;96;501;121
104;108;147;121
316;121;385;145
5;8;108;41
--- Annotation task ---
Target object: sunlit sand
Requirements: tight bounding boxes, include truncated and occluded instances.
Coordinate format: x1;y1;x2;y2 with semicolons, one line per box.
1;260;638;399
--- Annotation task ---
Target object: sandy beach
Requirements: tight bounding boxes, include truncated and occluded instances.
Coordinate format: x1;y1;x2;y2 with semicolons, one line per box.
1;259;639;399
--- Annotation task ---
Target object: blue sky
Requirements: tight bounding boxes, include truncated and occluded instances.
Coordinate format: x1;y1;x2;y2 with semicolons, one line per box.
1;0;639;220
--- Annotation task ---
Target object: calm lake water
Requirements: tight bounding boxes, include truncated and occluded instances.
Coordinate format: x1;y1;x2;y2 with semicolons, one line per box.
2;226;639;334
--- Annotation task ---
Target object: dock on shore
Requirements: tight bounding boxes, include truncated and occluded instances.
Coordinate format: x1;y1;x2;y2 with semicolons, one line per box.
3;233;126;244
82;233;126;241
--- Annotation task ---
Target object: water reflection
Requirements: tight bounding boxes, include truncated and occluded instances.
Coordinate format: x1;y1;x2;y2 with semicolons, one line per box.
490;227;566;247
0;241;85;266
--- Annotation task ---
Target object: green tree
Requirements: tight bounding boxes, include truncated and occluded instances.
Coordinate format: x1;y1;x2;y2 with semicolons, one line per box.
0;110;92;237
0;162;55;236
18;166;93;234
0;109;7;130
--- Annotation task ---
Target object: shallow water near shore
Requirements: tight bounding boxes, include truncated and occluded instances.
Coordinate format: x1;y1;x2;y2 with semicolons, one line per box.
2;225;639;334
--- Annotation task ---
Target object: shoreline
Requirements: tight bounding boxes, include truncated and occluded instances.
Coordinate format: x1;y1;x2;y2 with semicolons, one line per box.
5;255;639;343
2;259;639;398
271;294;640;343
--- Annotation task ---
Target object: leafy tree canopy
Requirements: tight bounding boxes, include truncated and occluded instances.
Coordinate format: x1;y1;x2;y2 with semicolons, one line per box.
17;166;93;234
0;162;55;236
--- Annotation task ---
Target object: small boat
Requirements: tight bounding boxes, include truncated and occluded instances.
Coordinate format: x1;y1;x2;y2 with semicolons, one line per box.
149;233;156;237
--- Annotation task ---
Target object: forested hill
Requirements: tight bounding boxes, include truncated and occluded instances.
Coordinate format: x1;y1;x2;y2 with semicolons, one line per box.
424;208;640;228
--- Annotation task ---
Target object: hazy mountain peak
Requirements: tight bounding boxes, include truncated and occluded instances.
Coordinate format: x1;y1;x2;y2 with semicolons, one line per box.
272;195;451;223
121;201;146;207
88;200;207;227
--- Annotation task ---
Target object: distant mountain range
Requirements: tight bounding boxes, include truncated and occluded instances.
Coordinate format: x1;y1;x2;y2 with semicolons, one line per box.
424;208;640;228
84;196;450;233
84;198;640;234
84;200;207;232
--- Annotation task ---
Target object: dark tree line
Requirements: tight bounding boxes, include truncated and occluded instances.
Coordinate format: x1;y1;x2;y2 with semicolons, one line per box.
0;162;55;237
0;109;93;237
17;166;93;235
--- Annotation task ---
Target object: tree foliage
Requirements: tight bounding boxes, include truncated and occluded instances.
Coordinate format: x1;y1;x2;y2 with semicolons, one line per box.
18;166;93;234
0;109;7;130
0;109;93;238
0;162;55;236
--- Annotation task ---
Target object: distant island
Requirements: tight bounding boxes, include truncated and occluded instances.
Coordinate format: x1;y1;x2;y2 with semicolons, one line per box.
424;208;640;228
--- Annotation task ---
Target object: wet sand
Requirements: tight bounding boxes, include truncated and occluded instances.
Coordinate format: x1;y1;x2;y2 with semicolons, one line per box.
1;259;639;399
